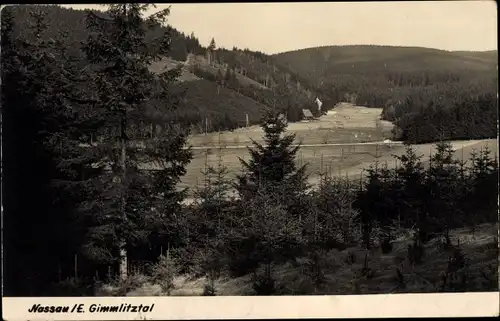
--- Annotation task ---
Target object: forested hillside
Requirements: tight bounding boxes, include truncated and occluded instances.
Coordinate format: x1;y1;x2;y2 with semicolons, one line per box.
10;6;496;143
8;5;323;133
273;45;498;143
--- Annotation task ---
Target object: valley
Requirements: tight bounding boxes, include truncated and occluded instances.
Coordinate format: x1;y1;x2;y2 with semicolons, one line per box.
3;3;497;300
179;102;498;199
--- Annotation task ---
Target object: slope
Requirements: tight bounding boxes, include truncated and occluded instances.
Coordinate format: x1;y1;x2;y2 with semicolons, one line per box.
172;79;270;133
6;5;324;133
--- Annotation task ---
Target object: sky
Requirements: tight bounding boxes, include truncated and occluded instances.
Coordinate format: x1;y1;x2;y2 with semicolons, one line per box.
63;1;497;54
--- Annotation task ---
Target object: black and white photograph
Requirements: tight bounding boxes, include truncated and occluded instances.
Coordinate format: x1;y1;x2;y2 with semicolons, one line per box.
1;1;498;303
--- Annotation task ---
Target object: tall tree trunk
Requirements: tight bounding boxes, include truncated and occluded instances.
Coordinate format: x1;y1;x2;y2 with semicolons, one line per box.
117;4;129;282
119;118;128;281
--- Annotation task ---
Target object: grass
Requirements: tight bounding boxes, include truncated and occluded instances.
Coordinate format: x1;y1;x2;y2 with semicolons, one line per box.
97;223;498;296
179;138;498;202
180;103;498;194
188;104;393;147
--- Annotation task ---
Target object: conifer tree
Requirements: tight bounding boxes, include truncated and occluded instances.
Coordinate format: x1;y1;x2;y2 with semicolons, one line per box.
357;163;382;249
469;147;498;224
79;4;192;280
194;150;233;239
393;144;427;242
313;176;360;246
208;37;216;65
427;141;460;240
235;109;309;220
208;37;216;51
191;150;233;278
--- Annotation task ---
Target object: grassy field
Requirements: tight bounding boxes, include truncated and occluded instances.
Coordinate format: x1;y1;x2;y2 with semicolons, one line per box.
180;103;498;194
188;103;393;147
180;138;498;193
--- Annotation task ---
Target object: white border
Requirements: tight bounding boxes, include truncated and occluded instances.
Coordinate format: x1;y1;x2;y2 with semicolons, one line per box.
2;293;500;320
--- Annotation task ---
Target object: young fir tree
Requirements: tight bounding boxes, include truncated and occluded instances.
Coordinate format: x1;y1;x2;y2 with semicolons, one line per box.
357;162;383;249
469;147;498;224
357;160;398;247
234;187;302;285
393;144;427;242
80;4;192;280
313;176;360;247
191;149;233;281
427;141;460;241
208;37;216;65
194;149;233;241
235;109;309;220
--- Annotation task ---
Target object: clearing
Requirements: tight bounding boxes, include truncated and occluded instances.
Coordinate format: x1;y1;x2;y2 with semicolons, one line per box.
180;103;498;194
188;103;394;147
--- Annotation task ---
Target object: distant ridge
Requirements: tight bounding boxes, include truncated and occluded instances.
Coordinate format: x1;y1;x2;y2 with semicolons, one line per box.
273;44;497;55
272;45;497;85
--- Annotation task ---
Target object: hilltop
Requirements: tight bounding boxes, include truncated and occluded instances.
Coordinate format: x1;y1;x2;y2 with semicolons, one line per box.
273;45;496;83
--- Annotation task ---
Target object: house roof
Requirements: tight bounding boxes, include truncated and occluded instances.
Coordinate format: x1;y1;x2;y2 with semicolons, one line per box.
302;109;314;118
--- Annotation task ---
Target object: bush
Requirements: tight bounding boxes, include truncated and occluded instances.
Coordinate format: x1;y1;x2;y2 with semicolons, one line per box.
96;273;151;296
150;253;180;295
301;249;328;290
440;247;469;292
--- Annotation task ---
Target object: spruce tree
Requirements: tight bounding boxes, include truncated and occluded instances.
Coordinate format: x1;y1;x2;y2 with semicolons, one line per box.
235;109;309;220
469;147;498;224
191;151;233;278
357;163;382;249
313;176;360;247
208;37;216;65
80;4;192;280
194;150;233;240
427;141;460;240
208;37;216;51
394;144;427;242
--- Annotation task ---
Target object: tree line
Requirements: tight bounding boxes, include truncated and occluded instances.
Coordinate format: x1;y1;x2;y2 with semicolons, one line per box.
314;69;497;143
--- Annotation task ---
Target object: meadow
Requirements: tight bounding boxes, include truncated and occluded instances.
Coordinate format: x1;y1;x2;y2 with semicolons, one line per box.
187;103;394;147
180;104;498;194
